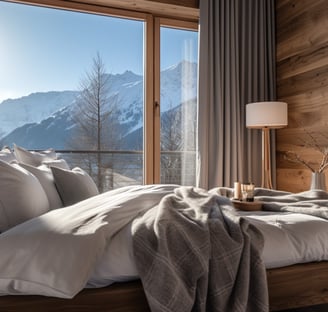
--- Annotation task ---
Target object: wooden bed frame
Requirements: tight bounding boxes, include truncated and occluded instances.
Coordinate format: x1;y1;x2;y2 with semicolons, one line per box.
1;262;328;311
267;262;328;311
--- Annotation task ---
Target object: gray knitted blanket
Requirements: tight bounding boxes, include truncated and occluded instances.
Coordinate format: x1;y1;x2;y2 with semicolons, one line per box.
216;187;328;220
254;188;328;220
132;186;269;312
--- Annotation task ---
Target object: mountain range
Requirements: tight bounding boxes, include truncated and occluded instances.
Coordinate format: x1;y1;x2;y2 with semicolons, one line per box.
0;60;197;151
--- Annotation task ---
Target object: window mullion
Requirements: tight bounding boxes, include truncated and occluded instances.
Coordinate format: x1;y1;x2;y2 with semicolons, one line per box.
153;17;161;184
144;14;156;184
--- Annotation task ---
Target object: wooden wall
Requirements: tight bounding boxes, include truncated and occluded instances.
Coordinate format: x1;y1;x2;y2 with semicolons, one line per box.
276;0;328;192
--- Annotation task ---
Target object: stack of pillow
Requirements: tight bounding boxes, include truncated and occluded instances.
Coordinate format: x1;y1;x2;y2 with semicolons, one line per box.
0;144;99;233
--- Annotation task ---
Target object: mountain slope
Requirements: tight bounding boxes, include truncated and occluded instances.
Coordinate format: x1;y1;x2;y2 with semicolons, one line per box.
0;91;78;136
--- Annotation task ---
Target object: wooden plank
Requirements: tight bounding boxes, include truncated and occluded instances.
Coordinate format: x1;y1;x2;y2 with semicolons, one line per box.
276;131;325;153
268;262;328;311
276;0;327;33
8;0;199;20
68;0;199;20
277;87;328;115
0;280;151;312
144;0;198;8
277;44;328;80
277;64;328;98
7;0;150;19
276;0;328;61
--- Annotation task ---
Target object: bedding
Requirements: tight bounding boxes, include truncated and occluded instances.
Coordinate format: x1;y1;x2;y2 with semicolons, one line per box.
2;185;328;311
0;185;177;298
50;166;99;205
132;187;267;311
216;187;328;268
13;144;57;166
239;211;328;268
19;163;63;210
0;147;16;163
254;187;328;218
0;160;50;232
0;145;94;210
40;159;70;170
0;184;268;311
88;210;328;286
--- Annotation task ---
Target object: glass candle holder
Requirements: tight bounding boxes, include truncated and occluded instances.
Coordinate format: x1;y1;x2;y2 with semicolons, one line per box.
241;183;255;202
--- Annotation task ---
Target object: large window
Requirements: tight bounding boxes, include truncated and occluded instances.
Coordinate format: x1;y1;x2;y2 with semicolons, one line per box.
0;1;198;191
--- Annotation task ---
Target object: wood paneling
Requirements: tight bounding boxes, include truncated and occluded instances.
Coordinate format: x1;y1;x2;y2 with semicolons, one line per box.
9;0;199;20
276;0;328;192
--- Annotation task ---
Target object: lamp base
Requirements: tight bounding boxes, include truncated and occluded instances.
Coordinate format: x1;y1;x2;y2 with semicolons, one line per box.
262;169;273;189
262;127;273;189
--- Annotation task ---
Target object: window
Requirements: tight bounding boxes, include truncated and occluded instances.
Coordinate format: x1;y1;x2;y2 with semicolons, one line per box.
0;1;198;191
158;22;198;185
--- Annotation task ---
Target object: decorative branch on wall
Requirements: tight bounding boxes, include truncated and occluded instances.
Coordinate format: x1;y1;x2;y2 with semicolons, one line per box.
284;129;328;173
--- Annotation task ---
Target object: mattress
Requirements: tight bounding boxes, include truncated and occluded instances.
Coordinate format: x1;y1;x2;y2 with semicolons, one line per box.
87;209;328;287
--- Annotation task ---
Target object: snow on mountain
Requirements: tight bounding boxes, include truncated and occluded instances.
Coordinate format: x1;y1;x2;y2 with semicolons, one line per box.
0;61;197;149
160;60;197;111
2;107;73;150
0;91;78;136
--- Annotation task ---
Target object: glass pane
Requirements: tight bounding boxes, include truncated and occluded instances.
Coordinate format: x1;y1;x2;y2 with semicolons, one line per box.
0;2;144;192
160;26;198;185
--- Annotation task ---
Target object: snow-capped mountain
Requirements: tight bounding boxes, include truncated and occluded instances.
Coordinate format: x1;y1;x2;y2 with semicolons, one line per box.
0;60;197;150
0;91;79;136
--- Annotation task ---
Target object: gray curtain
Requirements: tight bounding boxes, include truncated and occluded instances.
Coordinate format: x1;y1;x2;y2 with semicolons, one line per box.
196;0;276;189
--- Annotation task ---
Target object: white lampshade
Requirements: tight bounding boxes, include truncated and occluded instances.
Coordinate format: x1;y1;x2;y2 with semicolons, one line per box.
246;101;288;129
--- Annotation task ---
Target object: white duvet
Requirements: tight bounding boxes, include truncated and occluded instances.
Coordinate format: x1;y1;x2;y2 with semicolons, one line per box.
0;184;177;298
239;211;328;268
2;184;328;298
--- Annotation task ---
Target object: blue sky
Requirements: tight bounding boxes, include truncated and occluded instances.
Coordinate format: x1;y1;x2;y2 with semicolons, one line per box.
0;1;198;103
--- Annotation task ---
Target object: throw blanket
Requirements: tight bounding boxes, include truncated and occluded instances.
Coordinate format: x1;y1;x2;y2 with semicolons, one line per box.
216;187;328;220
254;188;328;220
132;187;269;312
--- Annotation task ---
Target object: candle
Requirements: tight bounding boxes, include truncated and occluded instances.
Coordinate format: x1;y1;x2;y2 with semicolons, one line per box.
234;182;241;200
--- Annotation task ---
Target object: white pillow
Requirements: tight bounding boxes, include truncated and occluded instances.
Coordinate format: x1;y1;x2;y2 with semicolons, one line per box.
0;160;50;232
41;159;70;170
0;147;16;163
51;167;99;206
14;144;57;167
19;163;63;210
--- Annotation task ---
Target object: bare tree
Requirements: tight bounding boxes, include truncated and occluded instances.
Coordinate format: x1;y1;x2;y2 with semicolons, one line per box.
160;103;183;184
160;99;197;185
67;53;121;192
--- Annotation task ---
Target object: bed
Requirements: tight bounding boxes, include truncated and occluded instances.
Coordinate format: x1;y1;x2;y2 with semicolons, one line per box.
1;146;328;311
1;184;328;311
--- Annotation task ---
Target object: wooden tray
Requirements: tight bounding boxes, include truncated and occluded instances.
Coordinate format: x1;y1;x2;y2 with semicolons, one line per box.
231;200;262;211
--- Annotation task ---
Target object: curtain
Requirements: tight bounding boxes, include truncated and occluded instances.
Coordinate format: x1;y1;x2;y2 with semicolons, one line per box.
196;0;276;189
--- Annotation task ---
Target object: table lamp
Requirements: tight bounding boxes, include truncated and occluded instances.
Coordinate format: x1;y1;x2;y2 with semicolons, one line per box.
246;101;288;189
